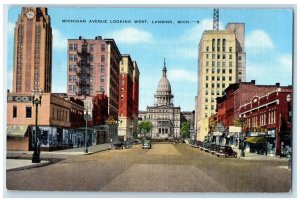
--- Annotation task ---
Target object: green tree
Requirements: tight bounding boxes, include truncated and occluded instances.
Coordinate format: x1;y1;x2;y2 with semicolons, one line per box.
138;121;153;136
181;122;190;138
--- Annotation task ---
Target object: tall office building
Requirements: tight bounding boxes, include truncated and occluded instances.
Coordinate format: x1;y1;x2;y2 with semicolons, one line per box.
67;36;121;119
13;7;52;93
132;61;140;137
196;23;246;141
118;55;134;140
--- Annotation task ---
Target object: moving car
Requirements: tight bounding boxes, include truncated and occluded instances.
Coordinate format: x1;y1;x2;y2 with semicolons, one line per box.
216;146;237;158
142;140;151;149
110;142;127;150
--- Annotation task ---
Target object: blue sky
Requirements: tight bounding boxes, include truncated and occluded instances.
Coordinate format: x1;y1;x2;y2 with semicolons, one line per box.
6;7;293;111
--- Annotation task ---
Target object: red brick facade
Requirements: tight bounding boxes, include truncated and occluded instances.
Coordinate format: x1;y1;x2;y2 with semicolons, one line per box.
216;81;281;127
240;87;292;155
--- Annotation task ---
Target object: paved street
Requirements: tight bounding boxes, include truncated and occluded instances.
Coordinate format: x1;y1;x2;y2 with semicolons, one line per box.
6;143;291;192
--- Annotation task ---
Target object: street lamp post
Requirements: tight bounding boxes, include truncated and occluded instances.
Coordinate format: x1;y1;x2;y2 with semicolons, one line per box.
239;114;246;157
32;88;43;163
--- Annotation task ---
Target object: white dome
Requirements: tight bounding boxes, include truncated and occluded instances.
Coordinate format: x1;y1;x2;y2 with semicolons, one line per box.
157;77;171;92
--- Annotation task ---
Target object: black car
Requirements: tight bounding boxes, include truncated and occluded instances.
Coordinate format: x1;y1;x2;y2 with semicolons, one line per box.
210;144;220;155
110;142;126;150
216;146;237;158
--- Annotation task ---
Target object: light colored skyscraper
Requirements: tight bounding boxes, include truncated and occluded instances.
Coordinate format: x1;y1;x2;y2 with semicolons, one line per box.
196;23;246;141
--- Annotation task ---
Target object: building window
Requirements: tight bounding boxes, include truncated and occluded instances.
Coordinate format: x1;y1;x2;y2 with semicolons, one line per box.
206;76;209;81
205;105;208;110
229;69;232;74
205;83;208;88
217;62;220;67
69;75;73;82
205;98;208;102
69;54;74;61
217;69;220;74
13;106;17;118
222;83;226;88
212;54;215;59
212;76;215;81
69;65;73;72
90;44;94;52
90;76;93;82
74;65;77;72
222;76;225;81
229;76;232;81
217;83;220;88
206;46;209;51
69;44;73;51
239;55;242;60
229;62;232;67
90;65;93;73
217;54;220;59
101;65;105;73
73;75;77;82
101;76;105;82
229;47;232;52
212;83;215;88
74;44;78;51
205;90;208;95
206;54;209;59
74;54;78;62
229;54;232;59
211;105;214;110
101;44;105;51
206;61;209;66
101;55;105;62
100;86;105;92
26;106;32;118
205;113;208;118
222;69;226;74
90;86;93;93
68;85;73;92
90;55;93;61
206;69;209;73
212;61;215;67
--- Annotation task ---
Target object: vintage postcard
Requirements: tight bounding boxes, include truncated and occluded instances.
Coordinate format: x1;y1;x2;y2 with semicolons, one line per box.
4;5;293;195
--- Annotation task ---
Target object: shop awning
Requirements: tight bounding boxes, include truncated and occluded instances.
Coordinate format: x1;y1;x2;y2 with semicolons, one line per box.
244;136;267;144
6;125;28;137
244;137;255;143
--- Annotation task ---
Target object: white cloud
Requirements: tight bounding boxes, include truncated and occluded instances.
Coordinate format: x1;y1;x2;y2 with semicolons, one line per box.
277;54;292;72
52;28;68;50
246;30;274;52
168;68;197;83
185;19;224;42
110;27;153;44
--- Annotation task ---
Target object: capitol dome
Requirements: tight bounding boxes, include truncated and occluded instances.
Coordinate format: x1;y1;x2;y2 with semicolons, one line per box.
157;60;171;92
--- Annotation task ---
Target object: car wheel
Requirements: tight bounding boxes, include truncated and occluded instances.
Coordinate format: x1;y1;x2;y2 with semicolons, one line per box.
217;155;219;157
225;154;228;158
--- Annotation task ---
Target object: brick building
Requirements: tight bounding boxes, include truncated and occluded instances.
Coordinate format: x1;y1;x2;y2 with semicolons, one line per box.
132;61;140;138
13;7;52;93
7;93;85;151
67;36;122;120
118;55;134;141
240;87;292;156
216;80;282;127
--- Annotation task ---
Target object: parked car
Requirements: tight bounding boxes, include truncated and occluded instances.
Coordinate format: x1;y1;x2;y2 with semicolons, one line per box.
203;142;212;152
210;144;220;155
133;139;143;144
142;140;151;149
216;146;237;158
110;142;126;150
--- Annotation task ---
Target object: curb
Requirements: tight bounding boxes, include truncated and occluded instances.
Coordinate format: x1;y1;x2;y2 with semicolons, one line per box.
6;161;51;172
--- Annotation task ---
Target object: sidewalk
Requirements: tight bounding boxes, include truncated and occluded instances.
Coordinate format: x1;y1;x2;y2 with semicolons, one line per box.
6;143;111;171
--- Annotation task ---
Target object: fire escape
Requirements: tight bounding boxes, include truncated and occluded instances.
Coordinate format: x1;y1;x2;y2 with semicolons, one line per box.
76;41;91;97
